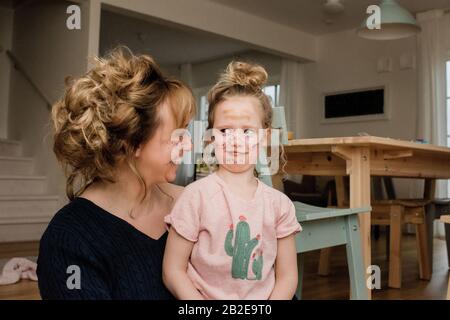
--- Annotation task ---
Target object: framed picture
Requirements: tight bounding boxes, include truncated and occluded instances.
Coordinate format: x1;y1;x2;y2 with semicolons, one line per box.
321;85;390;124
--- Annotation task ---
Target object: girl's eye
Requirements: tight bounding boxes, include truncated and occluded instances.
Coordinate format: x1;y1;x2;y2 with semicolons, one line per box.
220;128;233;135
244;129;256;136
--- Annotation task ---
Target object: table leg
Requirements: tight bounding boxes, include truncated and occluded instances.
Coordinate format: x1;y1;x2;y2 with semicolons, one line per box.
296;253;305;300
318;176;347;276
424;178;436;279
388;205;404;288
416;221;432;280
348;147;372;299
318;248;331;276
447;274;450;300
424;179;436;200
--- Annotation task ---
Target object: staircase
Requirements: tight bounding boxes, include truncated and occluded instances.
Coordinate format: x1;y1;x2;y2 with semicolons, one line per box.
0;138;59;243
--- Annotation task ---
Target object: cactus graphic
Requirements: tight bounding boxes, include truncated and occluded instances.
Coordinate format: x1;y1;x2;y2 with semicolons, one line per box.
224;215;261;280
251;251;263;280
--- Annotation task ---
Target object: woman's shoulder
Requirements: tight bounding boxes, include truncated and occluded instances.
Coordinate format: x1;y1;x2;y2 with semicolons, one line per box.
46;198;88;228
40;198;110;246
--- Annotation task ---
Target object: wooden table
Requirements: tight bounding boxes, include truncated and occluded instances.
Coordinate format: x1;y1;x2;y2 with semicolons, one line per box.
284;136;450;299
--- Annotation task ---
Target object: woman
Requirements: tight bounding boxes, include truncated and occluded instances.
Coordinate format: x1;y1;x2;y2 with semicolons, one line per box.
37;47;195;299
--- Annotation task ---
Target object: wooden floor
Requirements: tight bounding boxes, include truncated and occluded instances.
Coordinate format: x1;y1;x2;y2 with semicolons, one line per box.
0;234;448;300
0;241;40;300
302;233;450;300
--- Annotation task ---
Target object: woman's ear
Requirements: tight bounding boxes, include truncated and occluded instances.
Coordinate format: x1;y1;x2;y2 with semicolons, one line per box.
135;145;142;158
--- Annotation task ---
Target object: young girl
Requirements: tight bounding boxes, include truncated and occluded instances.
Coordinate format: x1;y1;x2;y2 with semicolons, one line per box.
163;61;301;300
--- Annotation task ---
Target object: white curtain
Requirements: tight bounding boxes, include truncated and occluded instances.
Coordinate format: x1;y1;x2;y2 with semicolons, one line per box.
279;59;306;139
416;10;447;154
174;63;196;186
415;10;449;237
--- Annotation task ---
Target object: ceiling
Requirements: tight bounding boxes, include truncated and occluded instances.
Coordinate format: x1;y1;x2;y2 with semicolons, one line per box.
100;10;253;66
209;0;450;35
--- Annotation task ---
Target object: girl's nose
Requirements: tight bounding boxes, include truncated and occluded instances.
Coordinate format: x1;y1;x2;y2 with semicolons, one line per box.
225;129;243;144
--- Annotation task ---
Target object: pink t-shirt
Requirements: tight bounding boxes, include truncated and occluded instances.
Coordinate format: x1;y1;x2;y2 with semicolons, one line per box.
164;172;302;300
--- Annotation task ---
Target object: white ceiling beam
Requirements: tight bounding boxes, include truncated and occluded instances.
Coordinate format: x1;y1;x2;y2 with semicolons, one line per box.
100;0;318;62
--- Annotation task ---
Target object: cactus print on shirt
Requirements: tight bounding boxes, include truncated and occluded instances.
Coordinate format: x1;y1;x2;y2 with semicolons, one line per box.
224;215;263;280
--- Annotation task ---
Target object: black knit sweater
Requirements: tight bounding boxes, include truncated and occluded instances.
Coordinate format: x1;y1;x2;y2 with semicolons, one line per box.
37;197;174;300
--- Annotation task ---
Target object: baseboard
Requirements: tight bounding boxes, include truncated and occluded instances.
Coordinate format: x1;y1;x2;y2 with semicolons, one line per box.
0;241;39;259
0;223;48;243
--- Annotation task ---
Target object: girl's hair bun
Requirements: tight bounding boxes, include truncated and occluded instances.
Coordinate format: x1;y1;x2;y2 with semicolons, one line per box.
222;61;268;92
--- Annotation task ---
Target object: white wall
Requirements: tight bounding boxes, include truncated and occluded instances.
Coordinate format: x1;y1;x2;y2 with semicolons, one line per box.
0;7;14;139
300;29;417;140
296;29;419;197
8;0;95;205
189;50;282;90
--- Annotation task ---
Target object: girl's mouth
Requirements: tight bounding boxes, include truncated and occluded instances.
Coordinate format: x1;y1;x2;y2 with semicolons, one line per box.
226;150;249;156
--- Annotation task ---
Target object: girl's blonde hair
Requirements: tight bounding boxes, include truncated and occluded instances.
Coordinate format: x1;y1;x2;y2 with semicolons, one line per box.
207;61;272;130
206;61;286;176
52;46;195;200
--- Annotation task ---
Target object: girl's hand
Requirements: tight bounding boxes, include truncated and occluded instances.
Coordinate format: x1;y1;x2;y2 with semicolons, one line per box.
269;234;298;300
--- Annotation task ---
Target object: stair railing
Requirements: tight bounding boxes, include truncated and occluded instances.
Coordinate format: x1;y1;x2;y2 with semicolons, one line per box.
6;49;52;110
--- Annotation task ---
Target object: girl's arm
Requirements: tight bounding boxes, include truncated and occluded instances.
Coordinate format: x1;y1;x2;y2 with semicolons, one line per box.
269;234;298;300
162;227;204;300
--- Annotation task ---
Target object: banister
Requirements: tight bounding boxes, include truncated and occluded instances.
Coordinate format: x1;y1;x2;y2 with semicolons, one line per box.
6;49;52;110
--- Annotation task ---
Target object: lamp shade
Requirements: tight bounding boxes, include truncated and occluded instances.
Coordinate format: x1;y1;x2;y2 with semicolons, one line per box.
357;0;421;40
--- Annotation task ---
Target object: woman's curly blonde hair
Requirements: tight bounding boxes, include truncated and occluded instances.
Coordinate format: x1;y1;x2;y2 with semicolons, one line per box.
52;47;195;200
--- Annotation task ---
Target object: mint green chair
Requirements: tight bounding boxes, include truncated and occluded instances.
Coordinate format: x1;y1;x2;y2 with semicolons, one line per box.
257;107;370;300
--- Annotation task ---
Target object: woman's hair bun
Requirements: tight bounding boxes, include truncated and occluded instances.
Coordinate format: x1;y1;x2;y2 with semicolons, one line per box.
222;61;268;91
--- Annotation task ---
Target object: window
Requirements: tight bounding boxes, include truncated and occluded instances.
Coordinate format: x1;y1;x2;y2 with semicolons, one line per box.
446;61;450;196
263;84;281;107
199;94;209;121
447;61;450;147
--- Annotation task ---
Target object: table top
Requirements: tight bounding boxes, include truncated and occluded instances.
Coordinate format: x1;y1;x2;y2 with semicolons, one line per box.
286;136;450;156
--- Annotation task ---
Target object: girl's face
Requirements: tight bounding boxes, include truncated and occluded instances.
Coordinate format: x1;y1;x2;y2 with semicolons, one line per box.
135;100;191;185
212;96;264;174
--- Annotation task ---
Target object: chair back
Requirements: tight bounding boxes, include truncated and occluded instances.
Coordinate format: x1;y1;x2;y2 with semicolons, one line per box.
371;177;396;200
256;106;288;187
